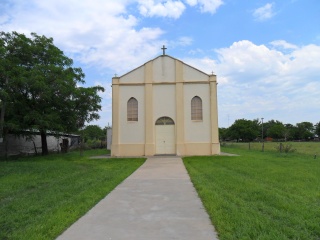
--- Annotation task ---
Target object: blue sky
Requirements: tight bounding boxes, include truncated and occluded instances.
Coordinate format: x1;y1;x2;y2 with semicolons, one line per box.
1;0;320;128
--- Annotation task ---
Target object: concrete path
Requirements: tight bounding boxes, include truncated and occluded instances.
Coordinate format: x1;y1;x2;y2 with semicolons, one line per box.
57;157;219;240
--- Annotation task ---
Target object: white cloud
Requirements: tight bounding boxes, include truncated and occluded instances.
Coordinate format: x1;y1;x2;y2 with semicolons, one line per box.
184;41;320;127
253;3;275;21
137;0;223;18
185;0;223;13
1;0;165;73
270;40;298;49
1;1;318;128
215;40;287;80
1;0;224;75
184;0;197;6
178;36;193;46
168;36;193;48
138;0;186;19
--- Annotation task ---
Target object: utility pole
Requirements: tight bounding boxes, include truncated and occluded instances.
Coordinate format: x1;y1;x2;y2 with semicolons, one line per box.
261;117;264;152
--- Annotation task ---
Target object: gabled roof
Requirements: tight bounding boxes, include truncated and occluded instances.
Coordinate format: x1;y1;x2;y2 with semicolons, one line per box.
119;54;215;78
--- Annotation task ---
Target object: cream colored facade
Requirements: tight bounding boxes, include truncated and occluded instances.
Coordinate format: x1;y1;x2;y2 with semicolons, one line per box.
111;55;220;156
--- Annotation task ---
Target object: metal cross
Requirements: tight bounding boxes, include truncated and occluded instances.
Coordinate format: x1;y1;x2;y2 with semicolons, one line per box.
161;45;167;55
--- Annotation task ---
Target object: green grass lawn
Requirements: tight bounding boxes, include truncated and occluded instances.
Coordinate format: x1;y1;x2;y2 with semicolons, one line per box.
184;147;320;240
222;141;320;156
0;149;145;240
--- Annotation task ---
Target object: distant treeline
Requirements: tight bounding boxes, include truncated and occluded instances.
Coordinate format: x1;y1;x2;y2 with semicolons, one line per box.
219;119;320;142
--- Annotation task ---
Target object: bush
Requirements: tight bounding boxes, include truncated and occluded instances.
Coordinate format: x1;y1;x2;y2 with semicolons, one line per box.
275;143;296;153
86;139;106;149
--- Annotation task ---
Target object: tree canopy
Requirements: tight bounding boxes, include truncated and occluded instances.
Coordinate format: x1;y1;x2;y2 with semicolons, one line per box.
227;118;260;142
80;125;105;142
220;119;318;142
295;122;314;140
315;122;320;137
0;31;104;155
265;120;285;140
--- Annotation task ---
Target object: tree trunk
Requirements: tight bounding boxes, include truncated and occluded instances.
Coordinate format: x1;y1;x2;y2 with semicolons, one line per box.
32;140;38;155
40;130;49;155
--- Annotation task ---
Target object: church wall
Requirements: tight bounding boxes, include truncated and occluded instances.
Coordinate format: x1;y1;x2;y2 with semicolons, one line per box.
118;144;145;156
184;143;211;155
153;57;175;83
184;83;211;143
183;65;208;82
112;55;220;157
120;66;145;84
119;85;145;144
153;84;176;122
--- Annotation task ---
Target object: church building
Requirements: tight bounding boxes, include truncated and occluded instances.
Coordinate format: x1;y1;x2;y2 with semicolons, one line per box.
111;47;220;156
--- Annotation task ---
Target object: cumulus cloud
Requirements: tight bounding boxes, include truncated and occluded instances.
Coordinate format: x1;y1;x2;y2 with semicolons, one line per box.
183;41;320;126
219;41;320;125
184;0;224;13
215;40;288;80
253;3;275;21
1;1;318;127
1;0;165;73
270;40;298;50
1;0;225;73
137;0;223;18
138;0;186;19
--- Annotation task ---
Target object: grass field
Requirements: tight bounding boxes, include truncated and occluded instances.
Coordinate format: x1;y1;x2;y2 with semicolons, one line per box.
222;141;320;156
0;149;145;240
184;146;320;240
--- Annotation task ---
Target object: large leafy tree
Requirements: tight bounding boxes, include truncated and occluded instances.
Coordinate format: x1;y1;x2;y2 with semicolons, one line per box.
0;31;104;155
80;125;105;142
315;122;320;138
219;127;228;141
284;123;296;141
265;120;286;140
227;118;260;142
295;122;314;140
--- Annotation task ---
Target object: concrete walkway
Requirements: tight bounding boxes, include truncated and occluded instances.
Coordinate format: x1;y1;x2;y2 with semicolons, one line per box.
57;157;219;240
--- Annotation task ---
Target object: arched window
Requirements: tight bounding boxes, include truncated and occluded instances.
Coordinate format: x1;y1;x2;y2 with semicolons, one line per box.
127;97;138;121
155;117;175;125
191;96;203;120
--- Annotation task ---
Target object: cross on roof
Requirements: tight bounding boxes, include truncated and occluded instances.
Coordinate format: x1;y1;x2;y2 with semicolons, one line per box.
161;45;167;55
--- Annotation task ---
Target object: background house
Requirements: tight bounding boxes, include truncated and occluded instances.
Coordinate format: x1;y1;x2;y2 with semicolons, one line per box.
0;131;79;156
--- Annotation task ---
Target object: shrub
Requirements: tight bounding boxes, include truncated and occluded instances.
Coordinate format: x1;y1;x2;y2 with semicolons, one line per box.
275;143;296;153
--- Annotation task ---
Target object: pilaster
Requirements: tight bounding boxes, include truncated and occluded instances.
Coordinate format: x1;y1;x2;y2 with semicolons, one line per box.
144;61;155;155
111;77;120;156
209;75;220;154
175;60;185;155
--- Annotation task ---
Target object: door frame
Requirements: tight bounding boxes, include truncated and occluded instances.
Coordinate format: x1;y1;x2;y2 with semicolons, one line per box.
155;117;175;155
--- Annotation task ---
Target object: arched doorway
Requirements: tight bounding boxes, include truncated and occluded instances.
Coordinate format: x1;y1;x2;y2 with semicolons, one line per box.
155;117;175;155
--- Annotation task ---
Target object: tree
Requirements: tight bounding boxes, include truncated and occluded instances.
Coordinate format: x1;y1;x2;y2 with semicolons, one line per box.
284;123;295;141
81;125;105;142
219;127;228;141
295;122;314;141
0;31;104;155
266;120;285;140
228;119;260;142
315;122;320;138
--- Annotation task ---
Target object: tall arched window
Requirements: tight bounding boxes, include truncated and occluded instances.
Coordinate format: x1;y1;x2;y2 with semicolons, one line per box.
127;97;138;121
191;96;203;120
